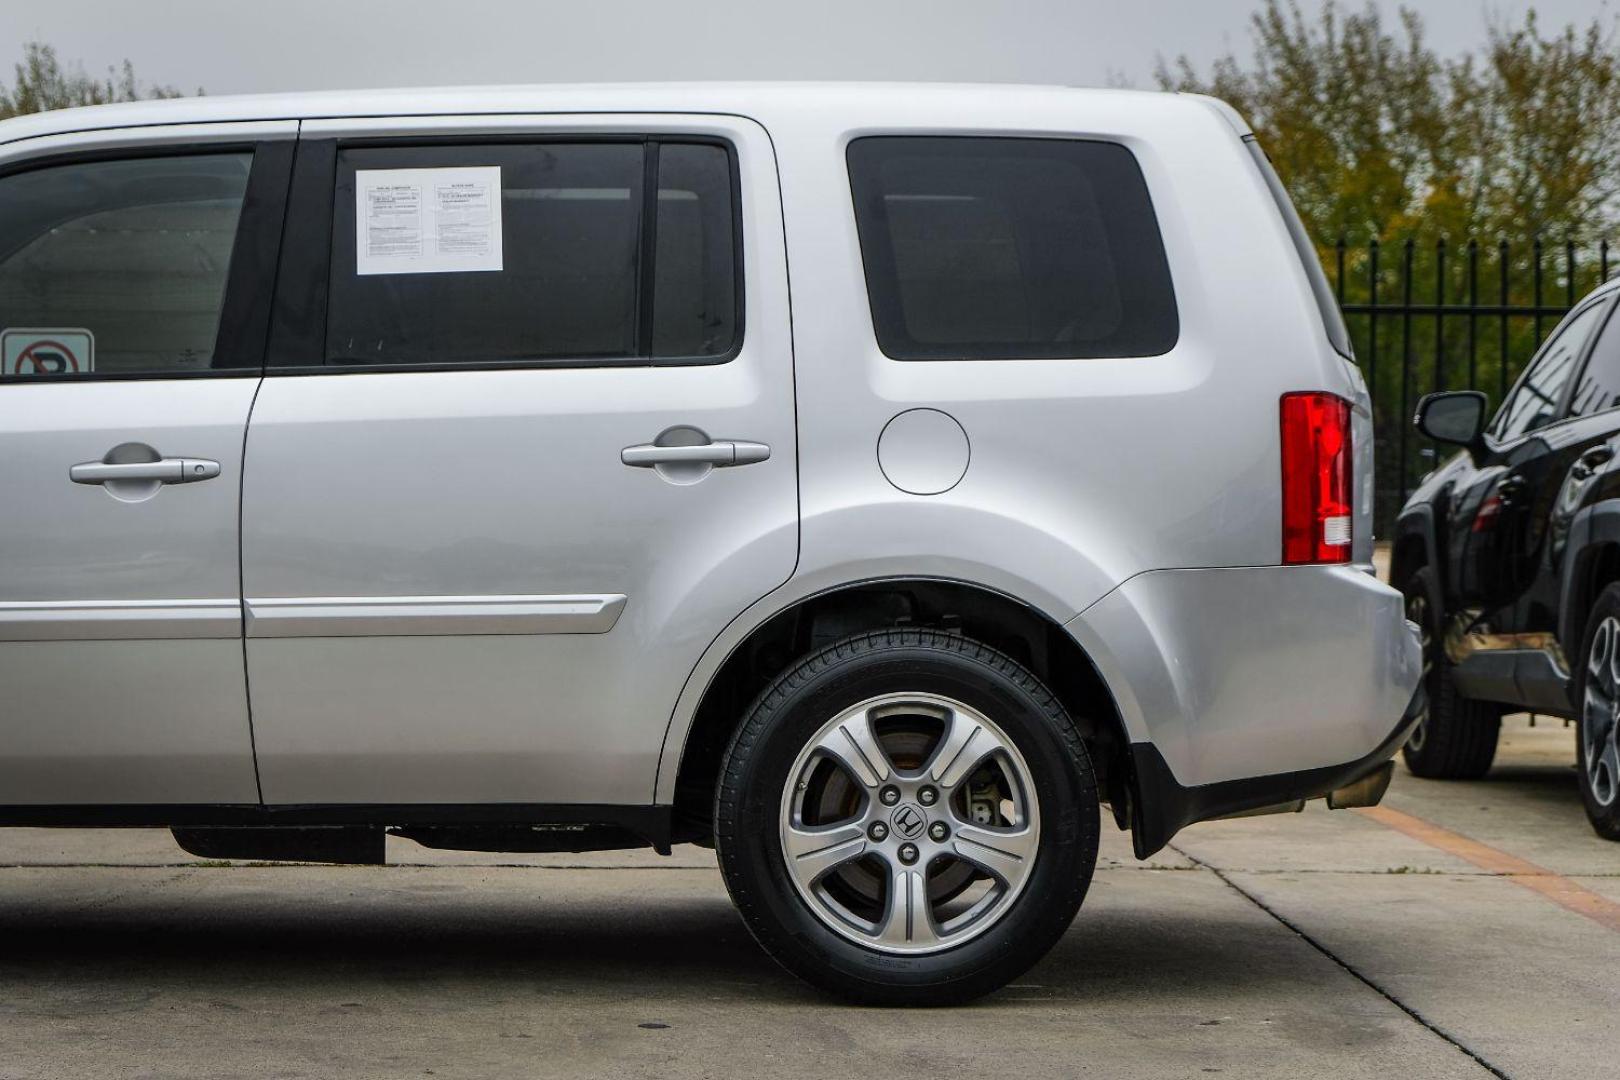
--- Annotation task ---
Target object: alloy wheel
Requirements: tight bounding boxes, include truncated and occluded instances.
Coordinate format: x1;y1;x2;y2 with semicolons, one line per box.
1582;616;1620;807
778;692;1040;955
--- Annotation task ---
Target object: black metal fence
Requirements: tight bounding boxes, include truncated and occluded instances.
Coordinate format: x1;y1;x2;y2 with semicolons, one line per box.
1331;237;1615;532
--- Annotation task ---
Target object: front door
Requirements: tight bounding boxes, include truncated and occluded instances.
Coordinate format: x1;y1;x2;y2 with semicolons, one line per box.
1451;296;1613;620
242;116;796;805
0;125;293;803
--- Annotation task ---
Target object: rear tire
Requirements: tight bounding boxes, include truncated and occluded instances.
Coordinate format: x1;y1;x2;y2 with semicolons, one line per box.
1572;583;1620;841
1400;567;1500;780
714;629;1099;1005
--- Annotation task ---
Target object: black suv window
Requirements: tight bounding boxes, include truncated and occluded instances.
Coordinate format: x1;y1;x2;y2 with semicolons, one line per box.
1494;300;1609;440
1569;301;1620;419
323;141;738;368
0;153;251;378
847;137;1178;360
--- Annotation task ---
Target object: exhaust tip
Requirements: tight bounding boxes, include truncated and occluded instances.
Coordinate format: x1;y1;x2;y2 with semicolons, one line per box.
1326;760;1396;810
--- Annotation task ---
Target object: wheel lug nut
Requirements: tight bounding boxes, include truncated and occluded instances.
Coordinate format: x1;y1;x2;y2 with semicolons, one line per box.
868;821;888;842
897;842;919;865
917;786;938;806
879;785;901;806
929;822;948;842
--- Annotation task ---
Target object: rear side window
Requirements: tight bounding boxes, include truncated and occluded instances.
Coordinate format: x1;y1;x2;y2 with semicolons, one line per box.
1246;139;1352;361
652;144;740;358
1568;302;1620;419
0;153;251;378
324;140;738;368
847;136;1177;360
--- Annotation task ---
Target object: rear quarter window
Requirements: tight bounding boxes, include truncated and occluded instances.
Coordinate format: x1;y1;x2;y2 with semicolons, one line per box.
846;136;1178;360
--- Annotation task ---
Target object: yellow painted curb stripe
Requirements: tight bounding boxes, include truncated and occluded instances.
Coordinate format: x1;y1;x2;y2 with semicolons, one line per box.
1358;804;1620;933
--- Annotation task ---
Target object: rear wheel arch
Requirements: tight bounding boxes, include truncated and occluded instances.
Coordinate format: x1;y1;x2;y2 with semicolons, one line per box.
1564;532;1620;657
668;577;1131;844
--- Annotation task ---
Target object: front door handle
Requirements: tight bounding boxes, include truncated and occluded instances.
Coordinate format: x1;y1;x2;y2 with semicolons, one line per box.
70;458;221;485
621;440;770;468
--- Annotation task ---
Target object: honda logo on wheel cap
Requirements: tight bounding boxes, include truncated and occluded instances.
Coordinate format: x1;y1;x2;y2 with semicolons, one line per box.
891;803;926;840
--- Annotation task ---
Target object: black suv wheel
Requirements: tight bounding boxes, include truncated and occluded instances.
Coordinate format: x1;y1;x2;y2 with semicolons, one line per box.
714;628;1099;1005
1401;566;1501;779
1572;583;1620;840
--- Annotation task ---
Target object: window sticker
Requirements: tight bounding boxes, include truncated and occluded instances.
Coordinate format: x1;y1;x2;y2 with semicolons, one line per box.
1;328;95;375
356;166;503;276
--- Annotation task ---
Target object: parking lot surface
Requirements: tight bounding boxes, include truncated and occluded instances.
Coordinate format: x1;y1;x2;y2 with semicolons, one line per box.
1;716;1616;1079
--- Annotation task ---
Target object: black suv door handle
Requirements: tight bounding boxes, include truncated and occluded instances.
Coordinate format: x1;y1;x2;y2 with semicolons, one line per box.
1573;445;1616;480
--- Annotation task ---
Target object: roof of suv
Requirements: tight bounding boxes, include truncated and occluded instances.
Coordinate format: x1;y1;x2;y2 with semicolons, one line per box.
0;82;1250;146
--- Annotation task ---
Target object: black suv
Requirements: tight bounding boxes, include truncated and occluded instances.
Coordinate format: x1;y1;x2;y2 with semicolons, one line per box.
1394;280;1620;840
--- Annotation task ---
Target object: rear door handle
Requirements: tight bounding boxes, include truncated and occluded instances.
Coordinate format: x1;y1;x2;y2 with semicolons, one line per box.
1573;445;1616;479
621;440;770;467
70;458;221;485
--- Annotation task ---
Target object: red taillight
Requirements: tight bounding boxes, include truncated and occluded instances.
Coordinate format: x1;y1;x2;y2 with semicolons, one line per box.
1280;392;1353;564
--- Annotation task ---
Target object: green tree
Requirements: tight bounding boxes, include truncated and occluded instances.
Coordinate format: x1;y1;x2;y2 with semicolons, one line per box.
1161;2;1620;523
1470;14;1620;239
1157;1;1620;245
0;42;187;119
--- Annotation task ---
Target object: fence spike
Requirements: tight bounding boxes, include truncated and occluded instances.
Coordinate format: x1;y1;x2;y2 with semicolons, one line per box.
1567;238;1577;307
1534;237;1544;344
1434;238;1447;395
1468;239;1479;391
1399;238;1415;506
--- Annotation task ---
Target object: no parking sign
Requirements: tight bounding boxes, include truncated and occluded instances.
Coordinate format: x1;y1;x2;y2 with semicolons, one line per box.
1;328;94;376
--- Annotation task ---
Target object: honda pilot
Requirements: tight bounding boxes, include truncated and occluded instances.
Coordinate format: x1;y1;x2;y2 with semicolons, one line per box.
0;84;1420;1003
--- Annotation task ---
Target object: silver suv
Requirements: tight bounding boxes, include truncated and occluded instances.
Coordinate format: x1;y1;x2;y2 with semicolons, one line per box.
0;84;1420;1003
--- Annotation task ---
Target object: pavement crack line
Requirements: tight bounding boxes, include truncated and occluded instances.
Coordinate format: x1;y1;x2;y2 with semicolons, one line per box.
1169;843;1511;1080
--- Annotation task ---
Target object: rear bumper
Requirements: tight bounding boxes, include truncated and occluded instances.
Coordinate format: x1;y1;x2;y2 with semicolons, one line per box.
1062;563;1424;855
1126;684;1424;856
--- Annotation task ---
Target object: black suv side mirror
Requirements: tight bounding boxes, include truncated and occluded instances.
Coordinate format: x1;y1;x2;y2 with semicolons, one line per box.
1414;390;1488;450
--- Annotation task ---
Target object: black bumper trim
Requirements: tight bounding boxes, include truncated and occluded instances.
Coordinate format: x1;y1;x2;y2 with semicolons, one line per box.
1126;685;1426;858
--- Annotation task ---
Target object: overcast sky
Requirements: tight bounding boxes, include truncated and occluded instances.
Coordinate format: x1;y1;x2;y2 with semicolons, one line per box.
0;0;1613;97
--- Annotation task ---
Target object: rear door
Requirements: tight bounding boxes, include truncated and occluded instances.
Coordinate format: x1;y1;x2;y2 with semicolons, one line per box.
241;115;796;805
0;123;291;803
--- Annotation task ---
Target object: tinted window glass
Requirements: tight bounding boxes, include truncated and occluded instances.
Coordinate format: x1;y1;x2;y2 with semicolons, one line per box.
847;137;1177;360
652;144;738;358
1494;300;1608;440
323;141;739;367
1569;303;1620;419
0;153;250;379
327;143;643;366
1247;140;1352;360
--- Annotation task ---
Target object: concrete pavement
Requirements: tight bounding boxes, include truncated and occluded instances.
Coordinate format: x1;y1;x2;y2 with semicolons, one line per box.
0;716;1614;1078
